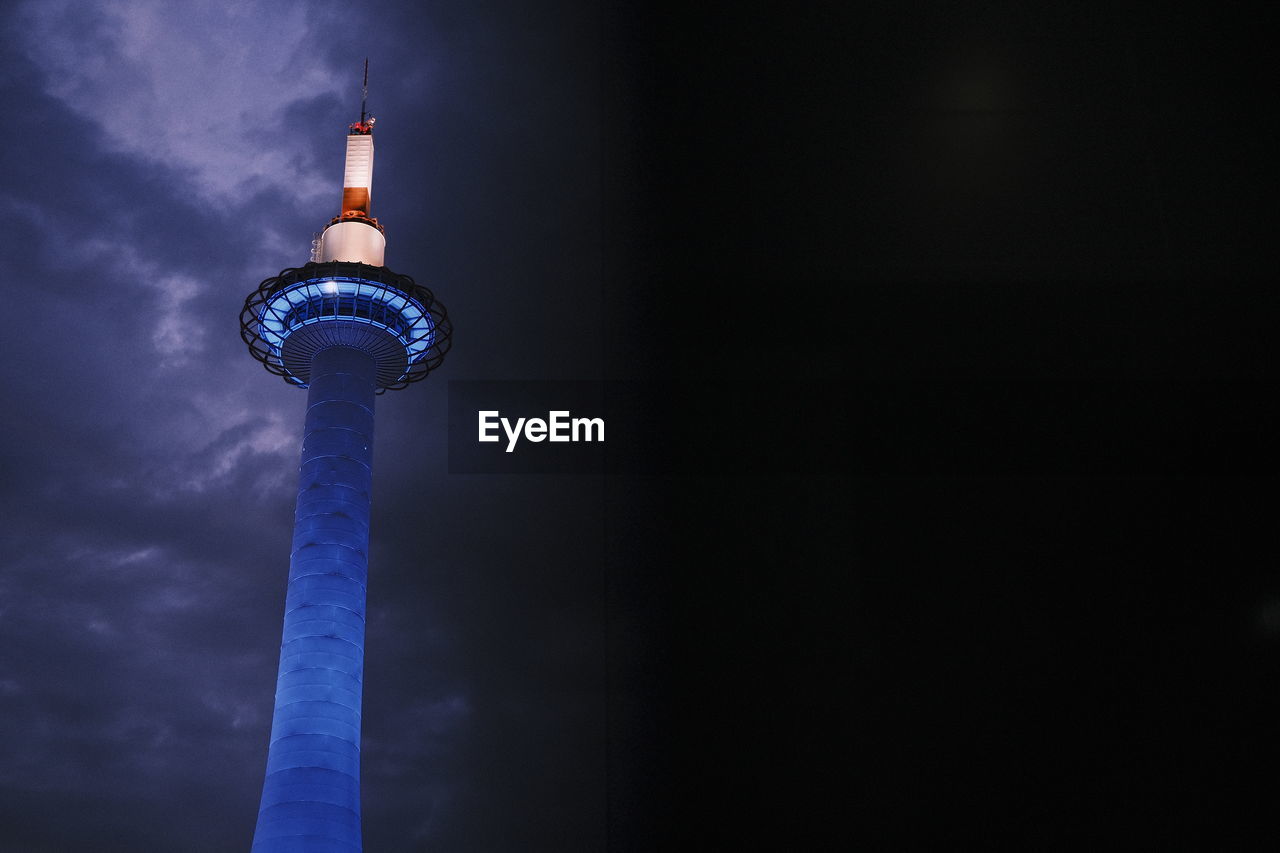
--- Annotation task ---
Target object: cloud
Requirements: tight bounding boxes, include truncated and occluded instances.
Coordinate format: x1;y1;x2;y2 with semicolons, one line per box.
17;0;346;206
0;1;611;848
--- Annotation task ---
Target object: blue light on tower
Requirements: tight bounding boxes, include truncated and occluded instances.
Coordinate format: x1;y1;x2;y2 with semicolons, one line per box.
238;71;451;852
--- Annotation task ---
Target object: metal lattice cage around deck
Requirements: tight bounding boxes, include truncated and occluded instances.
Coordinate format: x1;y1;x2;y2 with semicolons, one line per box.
240;261;452;392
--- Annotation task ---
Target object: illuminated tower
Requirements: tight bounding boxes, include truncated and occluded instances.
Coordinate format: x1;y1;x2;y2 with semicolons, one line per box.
239;69;451;852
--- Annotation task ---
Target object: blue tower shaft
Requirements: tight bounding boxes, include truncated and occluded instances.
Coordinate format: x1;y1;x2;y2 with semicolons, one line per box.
252;345;377;853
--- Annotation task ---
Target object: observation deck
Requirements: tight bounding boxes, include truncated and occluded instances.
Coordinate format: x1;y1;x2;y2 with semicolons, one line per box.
240;260;451;392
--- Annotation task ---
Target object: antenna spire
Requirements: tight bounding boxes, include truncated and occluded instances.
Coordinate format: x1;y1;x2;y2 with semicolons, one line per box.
360;58;369;125
349;59;375;135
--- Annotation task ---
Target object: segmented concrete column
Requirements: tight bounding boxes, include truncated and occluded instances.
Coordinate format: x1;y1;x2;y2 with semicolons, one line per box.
252;345;376;853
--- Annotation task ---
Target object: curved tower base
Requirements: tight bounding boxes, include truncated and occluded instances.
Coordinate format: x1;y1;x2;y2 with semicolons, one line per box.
252;345;377;853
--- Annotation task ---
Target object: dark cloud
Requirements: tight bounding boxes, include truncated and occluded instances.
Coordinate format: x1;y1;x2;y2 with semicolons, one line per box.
1;0;607;849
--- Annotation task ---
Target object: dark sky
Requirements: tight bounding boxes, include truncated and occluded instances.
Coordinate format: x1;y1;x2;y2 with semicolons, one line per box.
0;1;1275;850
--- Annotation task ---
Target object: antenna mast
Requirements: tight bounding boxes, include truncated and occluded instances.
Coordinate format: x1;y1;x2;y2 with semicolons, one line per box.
360;58;369;125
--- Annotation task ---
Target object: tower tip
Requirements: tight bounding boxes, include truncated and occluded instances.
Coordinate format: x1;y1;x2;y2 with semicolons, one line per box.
351;59;374;135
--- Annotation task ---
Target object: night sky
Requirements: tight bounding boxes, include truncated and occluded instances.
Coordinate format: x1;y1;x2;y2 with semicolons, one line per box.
0;1;1275;850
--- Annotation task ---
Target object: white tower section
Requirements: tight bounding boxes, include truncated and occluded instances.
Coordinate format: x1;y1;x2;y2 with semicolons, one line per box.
318;132;386;266
343;135;374;207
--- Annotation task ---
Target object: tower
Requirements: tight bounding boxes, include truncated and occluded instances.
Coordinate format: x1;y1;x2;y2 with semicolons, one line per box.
239;71;451;852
